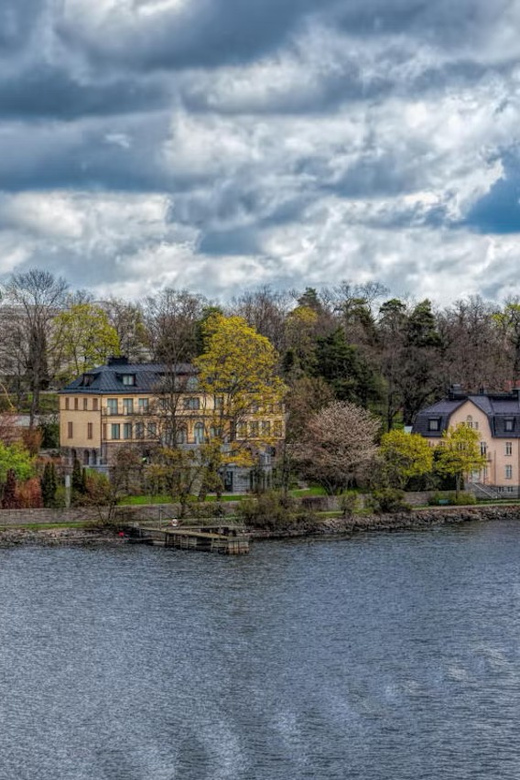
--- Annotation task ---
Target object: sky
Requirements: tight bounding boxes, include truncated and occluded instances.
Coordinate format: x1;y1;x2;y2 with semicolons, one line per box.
1;0;520;304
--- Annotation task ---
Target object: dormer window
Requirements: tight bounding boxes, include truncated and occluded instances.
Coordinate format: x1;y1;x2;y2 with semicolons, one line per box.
121;374;135;386
82;374;94;387
428;418;440;431
505;418;515;432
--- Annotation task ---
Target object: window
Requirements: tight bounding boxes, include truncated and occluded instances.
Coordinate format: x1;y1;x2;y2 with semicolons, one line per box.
273;420;283;438
466;415;473;429
138;398;149;414
505;419;515;432
249;421;259;438
123;423;132;440
65;398;70;410
107;399;118;415
214;396;224;410
135;422;144;439
93;398;98;411
210;426;222;439
261;421;271;437
428;418;440;431
194;422;205;444
87;423;93;440
67;422;73;439
83;398;88;410
506;465;513;480
183;397;200;410
480;442;487;456
237;422;247;438
506;442;513;456
121;374;135;386
186;376;198;391
147;422;157;438
74;398;79;410
176;427;188;444
123;398;134;415
111;424;120;440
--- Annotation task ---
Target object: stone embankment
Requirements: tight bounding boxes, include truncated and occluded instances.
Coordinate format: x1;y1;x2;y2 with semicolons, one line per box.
0;526;123;548
249;504;520;539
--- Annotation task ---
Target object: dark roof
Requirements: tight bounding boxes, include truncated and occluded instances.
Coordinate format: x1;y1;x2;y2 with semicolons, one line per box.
413;392;520;438
59;362;197;395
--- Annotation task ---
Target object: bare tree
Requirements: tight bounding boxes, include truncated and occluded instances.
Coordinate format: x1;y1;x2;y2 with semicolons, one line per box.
4;269;68;423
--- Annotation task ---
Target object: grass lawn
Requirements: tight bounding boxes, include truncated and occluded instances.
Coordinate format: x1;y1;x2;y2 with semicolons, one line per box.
119;493;249;505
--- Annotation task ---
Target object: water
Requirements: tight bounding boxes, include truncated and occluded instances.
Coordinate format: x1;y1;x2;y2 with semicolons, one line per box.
1;521;520;779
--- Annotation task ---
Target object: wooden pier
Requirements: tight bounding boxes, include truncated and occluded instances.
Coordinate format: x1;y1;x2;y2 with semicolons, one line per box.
126;523;250;555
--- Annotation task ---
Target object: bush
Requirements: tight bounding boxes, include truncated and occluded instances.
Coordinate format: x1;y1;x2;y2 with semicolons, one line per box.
237;491;317;531
428;491;477;506
339;491;358;517
368;488;412;514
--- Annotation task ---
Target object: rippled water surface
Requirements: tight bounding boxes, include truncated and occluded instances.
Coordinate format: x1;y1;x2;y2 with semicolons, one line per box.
1;521;520;779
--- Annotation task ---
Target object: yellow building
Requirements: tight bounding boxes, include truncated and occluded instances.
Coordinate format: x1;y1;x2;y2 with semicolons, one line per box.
59;357;285;492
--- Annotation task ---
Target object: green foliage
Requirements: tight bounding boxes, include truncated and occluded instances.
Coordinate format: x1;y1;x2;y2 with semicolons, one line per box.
237;490;317;531
339;491;359;516
428;491;477;506
435;424;487;495
368;488;412;514
41;462;58;508
53;302;120;382
0;442;34;485
380;430;434;488
71;458;86;496
39;418;60;449
315;328;383;407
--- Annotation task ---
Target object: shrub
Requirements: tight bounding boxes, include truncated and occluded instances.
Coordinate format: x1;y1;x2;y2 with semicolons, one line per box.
237;491;317;531
428;491;476;506
16;478;43;508
339;491;359;517
368;488;412;514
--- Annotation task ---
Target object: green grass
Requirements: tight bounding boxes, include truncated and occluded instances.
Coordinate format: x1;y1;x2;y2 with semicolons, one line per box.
0;522;87;530
119;493;249;505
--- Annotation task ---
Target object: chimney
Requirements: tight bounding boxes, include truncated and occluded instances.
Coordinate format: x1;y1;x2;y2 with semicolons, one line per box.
107;355;129;366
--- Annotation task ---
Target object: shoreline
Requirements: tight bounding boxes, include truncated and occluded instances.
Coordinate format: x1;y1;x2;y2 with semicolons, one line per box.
1;504;519;547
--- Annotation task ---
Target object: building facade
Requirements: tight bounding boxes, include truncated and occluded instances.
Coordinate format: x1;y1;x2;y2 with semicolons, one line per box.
413;389;520;496
59;357;285;493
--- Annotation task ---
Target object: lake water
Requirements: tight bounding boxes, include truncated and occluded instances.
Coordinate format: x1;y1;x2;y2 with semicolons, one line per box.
1;521;520;779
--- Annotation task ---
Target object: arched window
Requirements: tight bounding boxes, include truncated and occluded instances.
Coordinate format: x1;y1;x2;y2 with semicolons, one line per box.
83;449;90;466
194;423;205;444
466;415;473;429
176;426;188;445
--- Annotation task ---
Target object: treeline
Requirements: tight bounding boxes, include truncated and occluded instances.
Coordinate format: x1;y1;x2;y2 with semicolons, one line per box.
1;270;520;428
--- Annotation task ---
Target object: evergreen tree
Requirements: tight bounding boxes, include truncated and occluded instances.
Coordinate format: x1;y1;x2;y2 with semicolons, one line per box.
41;462;58;508
2;469;18;509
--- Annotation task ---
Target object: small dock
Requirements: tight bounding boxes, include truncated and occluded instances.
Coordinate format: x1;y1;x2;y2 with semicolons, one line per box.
126;523;250;555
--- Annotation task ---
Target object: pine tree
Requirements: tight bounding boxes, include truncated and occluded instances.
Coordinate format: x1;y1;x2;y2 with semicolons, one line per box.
41;462;58;508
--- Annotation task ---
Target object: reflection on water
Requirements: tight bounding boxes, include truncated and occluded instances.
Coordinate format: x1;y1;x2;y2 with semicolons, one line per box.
1;521;520;779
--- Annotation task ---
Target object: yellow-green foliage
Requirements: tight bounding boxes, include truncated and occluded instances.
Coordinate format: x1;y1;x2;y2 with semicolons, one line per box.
380;429;434;488
435;423;487;493
194;314;286;464
53;302;121;380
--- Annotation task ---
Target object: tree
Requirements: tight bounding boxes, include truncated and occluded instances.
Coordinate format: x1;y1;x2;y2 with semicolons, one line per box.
2;469;18;508
315;328;383;408
435;424;487;495
52;302;120;382
4;269;68;423
379;430;434;489
194;314;286;458
0;442;34;485
291;401;380;494
41;462;58;508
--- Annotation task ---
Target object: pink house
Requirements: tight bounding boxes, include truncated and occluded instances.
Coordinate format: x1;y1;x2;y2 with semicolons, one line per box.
413;389;520;497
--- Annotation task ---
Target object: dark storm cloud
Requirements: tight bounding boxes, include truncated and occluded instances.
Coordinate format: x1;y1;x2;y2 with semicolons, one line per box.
0;0;44;53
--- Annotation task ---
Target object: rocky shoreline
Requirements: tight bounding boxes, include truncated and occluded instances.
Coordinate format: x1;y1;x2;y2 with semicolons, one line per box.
248;504;520;539
1;504;519;547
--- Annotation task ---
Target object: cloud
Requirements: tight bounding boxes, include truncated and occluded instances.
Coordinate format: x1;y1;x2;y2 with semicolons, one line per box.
0;0;519;306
